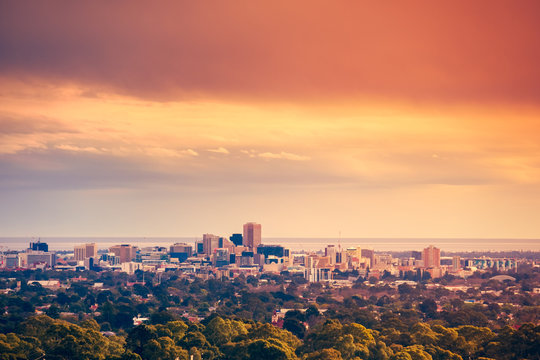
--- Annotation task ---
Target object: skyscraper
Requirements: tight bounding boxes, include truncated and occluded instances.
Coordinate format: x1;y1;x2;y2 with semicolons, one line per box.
229;233;243;246
74;245;86;261
452;256;461;271
422;245;441;268
74;243;97;261
29;240;48;252
243;222;261;251
325;245;336;265
361;249;375;267
203;234;220;256
109;244;137;263
85;243;97;258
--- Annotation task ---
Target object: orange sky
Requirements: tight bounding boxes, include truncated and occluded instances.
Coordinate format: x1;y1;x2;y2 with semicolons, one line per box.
1;1;539;239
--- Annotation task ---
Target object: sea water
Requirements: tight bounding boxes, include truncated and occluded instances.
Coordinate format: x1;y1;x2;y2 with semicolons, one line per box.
1;237;538;252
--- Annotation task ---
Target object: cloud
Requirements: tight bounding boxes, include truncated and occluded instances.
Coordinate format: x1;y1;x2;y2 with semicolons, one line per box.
143;147;198;158
258;151;311;161
181;149;198;157
55;144;102;154
0;113;78;154
1;2;540;104
207;147;230;154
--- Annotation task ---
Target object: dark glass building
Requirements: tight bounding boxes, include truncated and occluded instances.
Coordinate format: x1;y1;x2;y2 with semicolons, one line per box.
257;245;286;258
29;240;48;252
229;233;243;246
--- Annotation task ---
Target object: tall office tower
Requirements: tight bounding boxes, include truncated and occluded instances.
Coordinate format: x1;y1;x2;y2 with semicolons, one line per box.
195;241;204;254
422;245;441;268
29;240;48;252
74;245;86;261
325;245;336;265
202;234;221;256
85;243;97;258
243;222;261;251
361;249;375;267
230;233;243;246
74;243;97;261
109;244;136;263
257;245;285;258
452;256;461;271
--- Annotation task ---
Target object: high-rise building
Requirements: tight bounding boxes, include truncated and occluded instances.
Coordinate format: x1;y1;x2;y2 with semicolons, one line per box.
422;245;441;268
101;253;120;265
170;243;192;256
74;243;97;261
170;243;193;262
243;222;261;251
74;245;86;261
203;234;221;256
29;240;48;252
109;244;137;263
257;245;285;258
230;234;243;246
26;251;56;267
85;243;97;258
325;245;336;265
361;249;375;267
452;256;461;271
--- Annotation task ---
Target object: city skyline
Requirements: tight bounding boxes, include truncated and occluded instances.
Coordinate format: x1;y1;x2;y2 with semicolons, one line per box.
1;2;540;239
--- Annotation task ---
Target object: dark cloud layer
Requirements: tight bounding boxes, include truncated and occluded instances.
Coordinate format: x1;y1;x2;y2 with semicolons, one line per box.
1;1;540;103
0;114;78;135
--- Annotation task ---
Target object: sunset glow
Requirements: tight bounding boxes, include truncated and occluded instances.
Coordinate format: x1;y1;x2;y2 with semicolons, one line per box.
1;1;539;238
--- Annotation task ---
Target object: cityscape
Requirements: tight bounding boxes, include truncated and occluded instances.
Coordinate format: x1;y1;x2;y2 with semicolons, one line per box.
0;223;538;359
1;1;540;359
1;222;525;284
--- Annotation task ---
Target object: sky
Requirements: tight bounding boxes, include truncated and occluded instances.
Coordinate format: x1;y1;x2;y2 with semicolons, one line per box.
1;1;540;239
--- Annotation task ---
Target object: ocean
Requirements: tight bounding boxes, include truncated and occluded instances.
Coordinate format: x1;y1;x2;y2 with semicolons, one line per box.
0;237;538;252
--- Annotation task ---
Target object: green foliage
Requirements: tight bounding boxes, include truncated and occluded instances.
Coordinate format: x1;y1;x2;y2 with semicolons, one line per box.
394;345;433;360
16;315;124;360
1;269;539;360
141;337;188;360
249;322;301;349
304;348;344;360
301;319;377;360
0;333;43;360
246;338;298;360
484;323;540;360
203;316;247;346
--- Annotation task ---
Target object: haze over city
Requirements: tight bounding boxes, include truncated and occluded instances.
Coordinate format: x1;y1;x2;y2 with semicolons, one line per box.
1;1;540;240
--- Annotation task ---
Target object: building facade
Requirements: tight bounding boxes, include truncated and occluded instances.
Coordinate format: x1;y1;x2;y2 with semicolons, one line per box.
109;244;137;263
202;234;221;256
422;245;441;268
243;222;261;251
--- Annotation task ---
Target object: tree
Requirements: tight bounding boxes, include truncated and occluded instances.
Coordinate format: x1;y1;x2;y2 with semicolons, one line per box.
0;333;43;360
283;318;306;339
246;338;297;360
141;337;188;360
305;348;344;360
418;299;437;318
46;304;61;319
126;325;158;355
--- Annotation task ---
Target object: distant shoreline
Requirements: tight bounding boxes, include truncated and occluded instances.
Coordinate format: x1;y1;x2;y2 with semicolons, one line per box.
1;236;539;252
